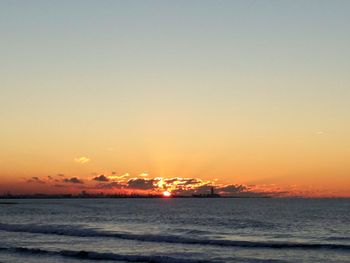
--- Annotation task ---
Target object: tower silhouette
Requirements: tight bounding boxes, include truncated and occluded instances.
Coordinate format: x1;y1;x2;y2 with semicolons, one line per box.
210;187;214;195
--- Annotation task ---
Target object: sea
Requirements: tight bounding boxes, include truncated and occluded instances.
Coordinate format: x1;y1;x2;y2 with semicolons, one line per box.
0;198;349;263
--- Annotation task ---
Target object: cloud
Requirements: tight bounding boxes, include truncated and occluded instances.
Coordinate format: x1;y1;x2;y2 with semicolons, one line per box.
217;184;246;194
108;173;130;180
63;177;84;184
24;171;289;197
127;178;157;190
172;184;210;195
93;175;109;182
163;177;211;193
74;157;90;164
27;177;46;184
162;177;203;186
122;177;213;194
96;182;124;189
120;177;282;197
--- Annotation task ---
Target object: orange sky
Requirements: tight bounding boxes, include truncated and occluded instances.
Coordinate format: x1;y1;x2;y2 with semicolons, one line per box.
1;1;350;197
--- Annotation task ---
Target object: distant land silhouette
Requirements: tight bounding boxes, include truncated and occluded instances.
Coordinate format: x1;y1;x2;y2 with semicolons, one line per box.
0;192;271;199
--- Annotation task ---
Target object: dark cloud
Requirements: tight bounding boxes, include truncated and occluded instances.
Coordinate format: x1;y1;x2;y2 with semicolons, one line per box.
163;177;204;186
164;178;179;184
93;175;109;182
172;184;212;196
43;173;287;197
181;178;202;185
217;184;246;194
193;184;214;193
96;182;124;189
27;177;46;184
57;173;65;177
63;177;84;184
121;177;214;194
127;178;157;190
163;178;194;185
223;191;273;198
214;184;285;197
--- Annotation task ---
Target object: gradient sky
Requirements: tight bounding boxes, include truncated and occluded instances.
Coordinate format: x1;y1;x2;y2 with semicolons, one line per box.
1;0;350;196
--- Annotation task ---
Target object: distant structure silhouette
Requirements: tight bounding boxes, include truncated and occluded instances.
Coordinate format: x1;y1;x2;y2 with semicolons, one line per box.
192;186;220;198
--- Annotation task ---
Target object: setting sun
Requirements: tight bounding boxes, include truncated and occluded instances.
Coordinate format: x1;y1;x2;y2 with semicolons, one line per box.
163;191;171;197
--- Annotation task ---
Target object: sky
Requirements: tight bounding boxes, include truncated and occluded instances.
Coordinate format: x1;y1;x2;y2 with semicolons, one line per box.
1;0;349;197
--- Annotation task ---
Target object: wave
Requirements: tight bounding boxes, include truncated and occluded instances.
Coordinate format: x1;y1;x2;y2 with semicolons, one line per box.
0;223;349;251
324;236;350;242
0;246;287;263
0;246;218;263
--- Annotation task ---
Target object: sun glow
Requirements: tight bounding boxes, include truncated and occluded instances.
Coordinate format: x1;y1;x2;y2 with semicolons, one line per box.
163;191;171;197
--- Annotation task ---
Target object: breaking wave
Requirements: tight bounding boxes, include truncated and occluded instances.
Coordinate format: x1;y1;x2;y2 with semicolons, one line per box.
0;223;349;251
0;246;218;263
0;246;288;263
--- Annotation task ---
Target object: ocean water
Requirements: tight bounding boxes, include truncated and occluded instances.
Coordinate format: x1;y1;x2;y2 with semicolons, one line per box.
0;198;349;263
